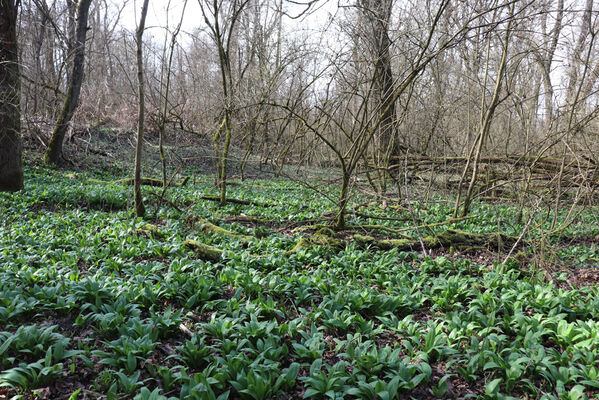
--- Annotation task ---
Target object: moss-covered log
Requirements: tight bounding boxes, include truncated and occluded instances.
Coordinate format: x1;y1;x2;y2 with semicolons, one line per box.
183;239;224;262
283;238;313;256
310;228;343;247
291;224;330;233
353;229;519;252
135;223;164;238
192;217;253;242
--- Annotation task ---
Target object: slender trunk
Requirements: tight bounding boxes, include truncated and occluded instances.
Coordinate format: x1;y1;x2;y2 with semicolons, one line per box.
565;0;592;107
220;112;232;205
32;6;48;115
134;0;150;218
0;0;23;192
216;44;232;206
541;0;563;124
334;171;351;230
43;0;92;165
159;0;186;198
457;4;514;217
198;0;249;206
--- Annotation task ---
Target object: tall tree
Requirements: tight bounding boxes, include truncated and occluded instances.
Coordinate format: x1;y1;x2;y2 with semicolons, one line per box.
134;0;150;218
0;0;23;192
358;0;396;197
535;0;563;124
43;0;92;165
198;0;250;205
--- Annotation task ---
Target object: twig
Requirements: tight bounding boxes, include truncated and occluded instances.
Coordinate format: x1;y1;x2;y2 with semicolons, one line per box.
148;190;183;213
178;323;194;338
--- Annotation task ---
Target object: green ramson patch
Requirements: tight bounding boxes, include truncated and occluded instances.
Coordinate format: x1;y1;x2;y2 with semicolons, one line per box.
1;167;599;399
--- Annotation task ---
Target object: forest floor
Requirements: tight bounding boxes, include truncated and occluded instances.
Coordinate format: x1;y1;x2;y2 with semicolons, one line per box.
2;142;599;399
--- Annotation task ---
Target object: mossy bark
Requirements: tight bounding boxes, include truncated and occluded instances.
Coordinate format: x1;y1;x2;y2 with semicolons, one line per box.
192;217;253;242
354;229;518;252
183;239;225;262
283;238;312;256
311;228;343;248
334;173;351;230
135;223;164;238
0;0;23;192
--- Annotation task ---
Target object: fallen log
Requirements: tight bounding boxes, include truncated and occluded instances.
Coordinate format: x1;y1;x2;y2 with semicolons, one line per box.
353;229;519;252
185;236;313;260
191;216;253;242
310;228;343;247
91;176;190;187
293;216;476;238
183;239;225;262
135;223;164;238
226;215;275;225
199;195;272;208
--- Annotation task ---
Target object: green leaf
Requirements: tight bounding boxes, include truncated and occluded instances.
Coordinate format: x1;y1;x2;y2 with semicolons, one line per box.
69;389;82;400
486;378;502;395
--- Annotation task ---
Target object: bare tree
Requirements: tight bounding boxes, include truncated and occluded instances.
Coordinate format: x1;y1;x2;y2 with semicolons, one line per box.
198;0;250;205
357;0;396;197
160;0;186;193
134;0;150;217
0;0;23;192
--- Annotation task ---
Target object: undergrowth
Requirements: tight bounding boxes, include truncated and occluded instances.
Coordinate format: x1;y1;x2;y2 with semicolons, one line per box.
1;166;599;399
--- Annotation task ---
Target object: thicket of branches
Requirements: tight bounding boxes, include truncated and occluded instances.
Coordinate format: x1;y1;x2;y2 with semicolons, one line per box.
5;0;599;227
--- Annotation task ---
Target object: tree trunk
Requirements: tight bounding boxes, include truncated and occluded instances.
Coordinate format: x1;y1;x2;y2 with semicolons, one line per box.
134;0;150;218
360;0;396;196
198;0;250;206
0;0;23;192
565;0;592;108
43;0;92;165
539;0;563;124
220;112;232;205
334;172;351;230
158;0;186;198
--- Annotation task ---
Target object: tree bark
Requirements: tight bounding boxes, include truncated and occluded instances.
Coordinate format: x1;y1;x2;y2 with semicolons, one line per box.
565;0;592;107
0;0;23;192
134;0;150;218
334;171;351;230
43;0;92;165
359;0;396;196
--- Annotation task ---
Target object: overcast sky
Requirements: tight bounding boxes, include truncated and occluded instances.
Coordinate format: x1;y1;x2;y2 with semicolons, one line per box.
120;0;339;42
